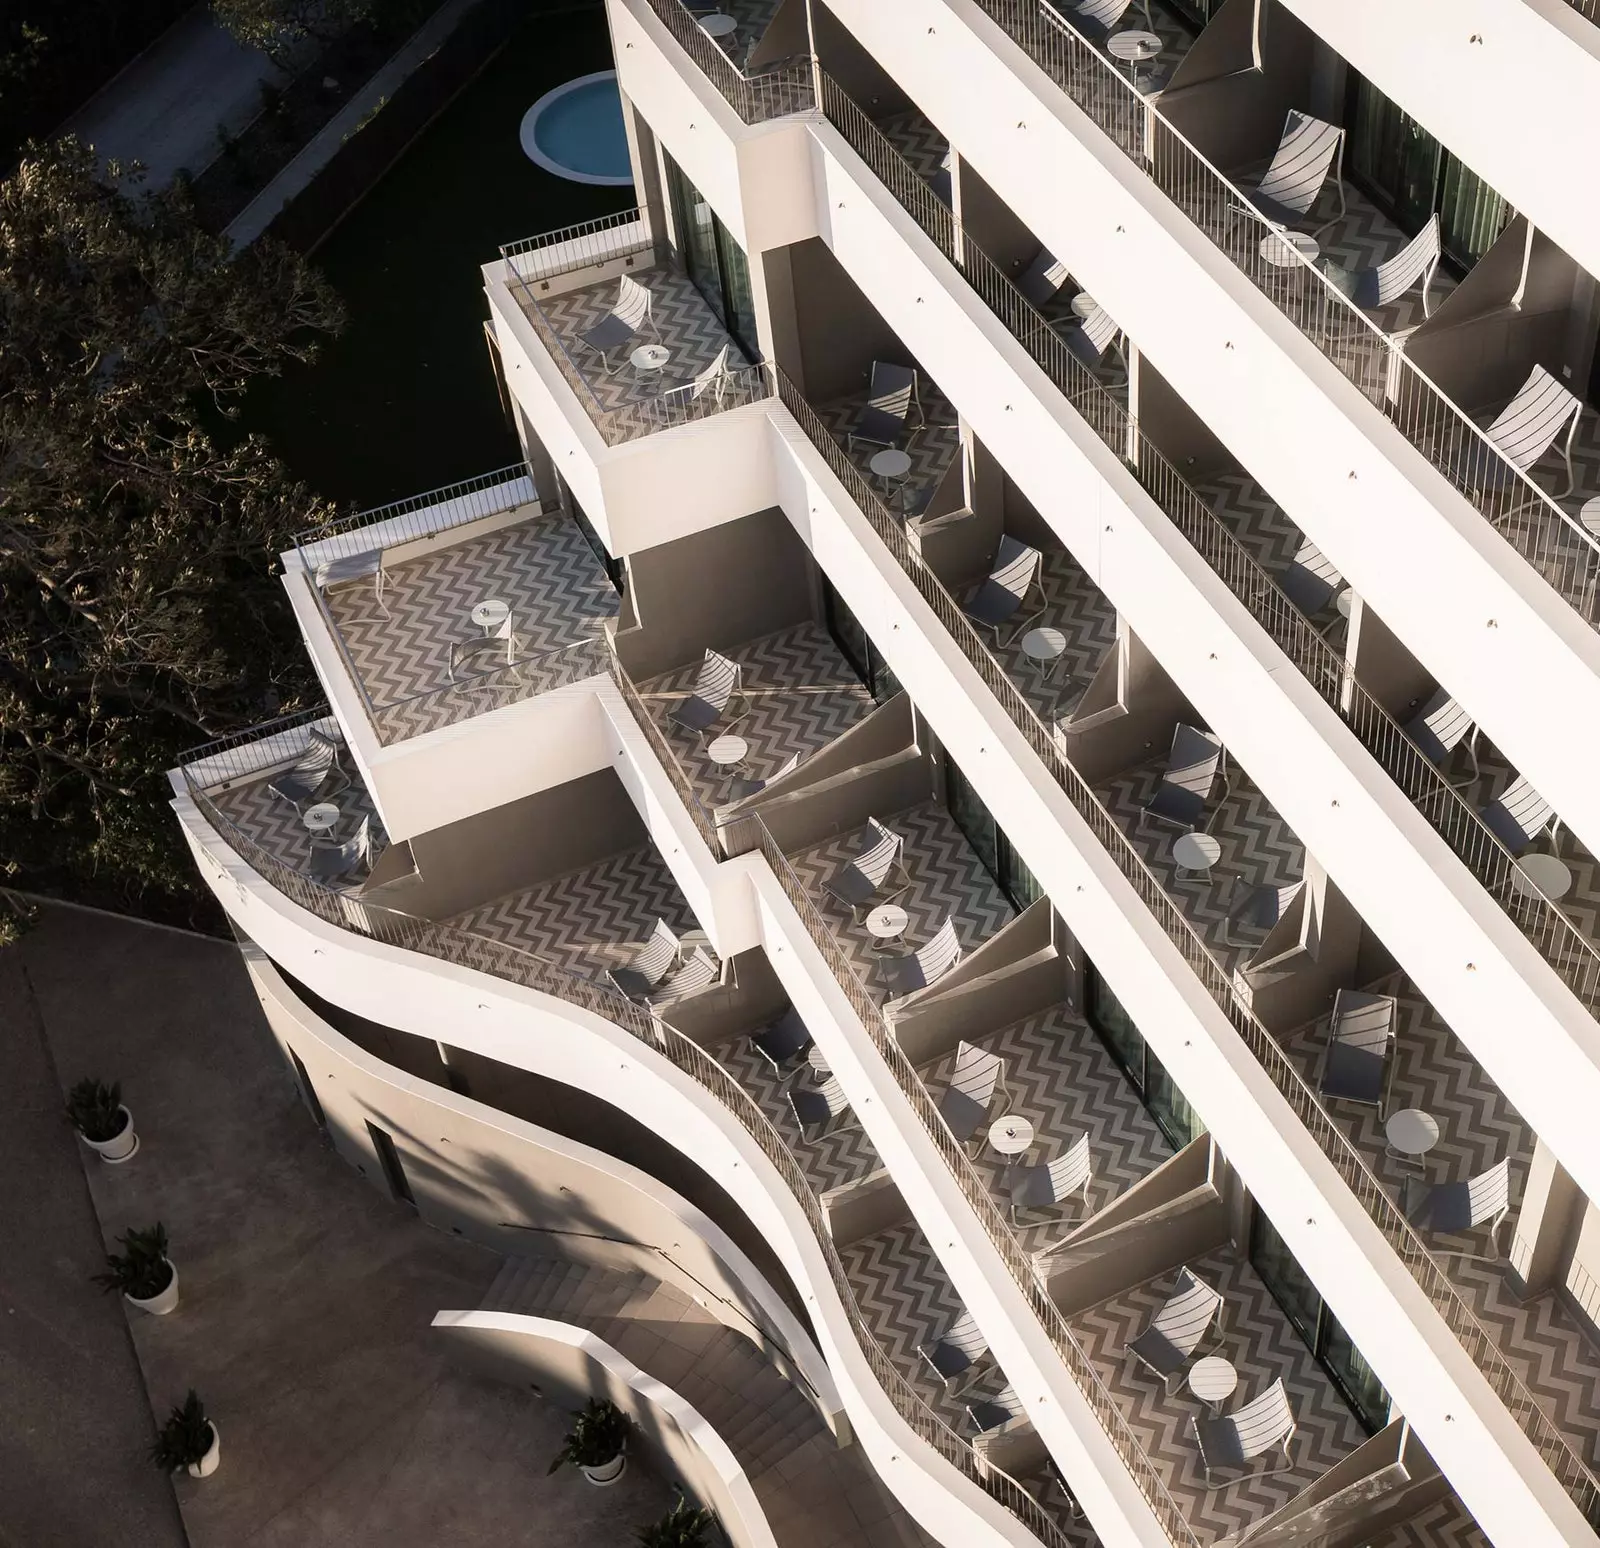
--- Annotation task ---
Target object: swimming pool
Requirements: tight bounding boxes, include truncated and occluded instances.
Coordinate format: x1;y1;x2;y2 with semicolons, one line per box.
519;71;633;186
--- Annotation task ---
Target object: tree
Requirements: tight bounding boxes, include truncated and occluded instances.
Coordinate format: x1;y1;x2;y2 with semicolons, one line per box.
211;0;377;62
0;138;344;920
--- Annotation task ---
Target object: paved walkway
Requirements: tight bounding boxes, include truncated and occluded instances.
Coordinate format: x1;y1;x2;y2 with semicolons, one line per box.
65;7;283;188
3;903;672;1547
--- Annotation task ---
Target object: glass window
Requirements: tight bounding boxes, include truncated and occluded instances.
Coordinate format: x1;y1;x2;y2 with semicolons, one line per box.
1250;1208;1391;1433
1346;73;1508;271
1085;966;1203;1150
941;757;1040;912
664;152;760;361
822;579;900;704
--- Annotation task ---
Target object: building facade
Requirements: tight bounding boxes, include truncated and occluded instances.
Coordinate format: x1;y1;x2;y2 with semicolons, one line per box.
171;3;1600;1546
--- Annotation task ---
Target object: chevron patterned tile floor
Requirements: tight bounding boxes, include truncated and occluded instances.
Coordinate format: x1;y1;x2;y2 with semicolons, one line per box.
788;800;1018;996
639;623;876;815
1068;1246;1370;1543
323;512;617;741
209;764;387;875
989;548;1121;726
815;379;962;522
449;844;701;987
921;1001;1177;1256
1096;761;1307;982
699;0;782;67
1369;1493;1489;1548
533;264;754;428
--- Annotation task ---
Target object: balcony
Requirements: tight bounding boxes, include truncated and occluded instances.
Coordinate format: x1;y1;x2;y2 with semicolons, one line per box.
501;212;771;448
293;467;617;745
636;0;813;124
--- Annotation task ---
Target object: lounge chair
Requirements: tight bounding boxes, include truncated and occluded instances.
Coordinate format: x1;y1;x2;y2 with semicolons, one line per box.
1017;247;1071;309
918;1309;990;1396
879;916;962;1003
652;945;720;1004
1142;723;1225;833
930;147;954;206
1479;774;1556;856
729;751;801;804
824;818;909;919
578;275;657;373
937;1040;1007;1147
1064;0;1152;44
670;649;745;739
1282;536;1343;616
1404;687;1478;785
1008;1135;1093;1224
1234;110;1347;233
268;727;350;812
687;344;733;406
1322;212;1441;322
788;1074;852;1141
1192;1378;1297;1486
966;1383;1022;1435
1123;1267;1225;1393
314;547;389;620
964;535;1046;644
1064;296;1125;375
848;361;923;453
449;614;518;685
308;814;376;888
1402;1156;1512;1262
607;918;683;1002
1444;364;1583;510
750;1007;813;1076
1222;879;1302;947
1318;989;1397;1116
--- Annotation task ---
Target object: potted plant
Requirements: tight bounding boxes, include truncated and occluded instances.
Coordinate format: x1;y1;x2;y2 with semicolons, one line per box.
94;1223;179;1315
548;1397;629;1486
150;1390;219;1478
66;1078;137;1163
637;1498;716;1547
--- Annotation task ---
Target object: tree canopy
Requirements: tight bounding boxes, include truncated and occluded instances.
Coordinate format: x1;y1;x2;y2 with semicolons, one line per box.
0;138;344;921
211;0;377;62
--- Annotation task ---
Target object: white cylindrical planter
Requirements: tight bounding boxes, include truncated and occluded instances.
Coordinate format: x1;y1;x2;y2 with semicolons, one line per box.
580;1451;626;1487
80;1106;138;1164
187;1423;220;1479
126;1261;179;1316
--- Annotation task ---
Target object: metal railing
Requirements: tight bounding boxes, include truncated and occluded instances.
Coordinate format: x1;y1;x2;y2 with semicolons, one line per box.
176;715;1073;1548
293;463;537;561
815;73;1600;1020
638;0;814;123
608;655;724;854
500;208;659;289
1562;0;1600;21
766;356;1600;1526
970;0;1600;627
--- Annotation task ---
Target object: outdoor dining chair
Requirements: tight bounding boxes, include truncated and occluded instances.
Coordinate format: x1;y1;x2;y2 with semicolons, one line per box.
1404;687;1479;786
670;649;745;739
1064;295;1126;376
1234;110;1347;234
1321;212;1442;323
729;751;801;804
750;1007;813;1077
788;1074;852;1141
1478;774;1556;856
308;815;377;889
1402;1156;1512;1263
1282;535;1344;616
651;945;720;1005
448;613;518;685
1008;1135;1093;1225
1443;364;1583;513
965;1383;1023;1436
687;344;734;407
937;1040;1007;1148
1064;0;1153;44
848;362;923;453
1142;723;1226;833
1192;1378;1298;1486
963;534;1046;645
918;1309;991;1396
878;916;963;1004
1318;989;1398;1116
606;918;684;1002
1123;1266;1226;1392
314;547;389;620
268;727;350;813
824;818;909;919
578;274;657;374
1017;246;1071;310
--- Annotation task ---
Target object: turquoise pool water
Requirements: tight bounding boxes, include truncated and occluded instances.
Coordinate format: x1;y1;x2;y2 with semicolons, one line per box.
521;73;632;186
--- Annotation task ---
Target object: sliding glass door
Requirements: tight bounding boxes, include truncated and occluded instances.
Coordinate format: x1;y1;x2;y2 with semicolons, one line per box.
1086;966;1204;1150
664;152;759;359
942;757;1041;911
822;579;901;704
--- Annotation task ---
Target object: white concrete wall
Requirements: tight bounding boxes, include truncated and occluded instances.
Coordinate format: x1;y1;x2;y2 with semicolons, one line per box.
247;952;829;1414
432;1313;779;1548
1279;0;1600;286
176;794;1048;1548
822;0;1600;868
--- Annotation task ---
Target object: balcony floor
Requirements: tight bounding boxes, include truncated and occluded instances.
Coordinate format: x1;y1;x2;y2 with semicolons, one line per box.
1096;762;1306;981
529;263;752;430
1370;1495;1488;1548
816;378;961;519
788;800;1017;995
988;548;1120;726
638;624;875;815
1281;974;1600;1475
1069;1245;1368;1544
450;843;701;991
207;758;387;875
324;513;616;741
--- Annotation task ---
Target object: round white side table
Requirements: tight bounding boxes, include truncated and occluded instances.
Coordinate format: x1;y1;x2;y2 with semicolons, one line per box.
865;903;910;954
988;1114;1035;1159
303;802;341;835
697;12;737;38
1107;29;1161;89
1384;1107;1440;1171
706;734;749;775
1188;1356;1238;1415
1513;852;1574;900
1172;831;1222;877
1021;627;1068;683
471;598;510;634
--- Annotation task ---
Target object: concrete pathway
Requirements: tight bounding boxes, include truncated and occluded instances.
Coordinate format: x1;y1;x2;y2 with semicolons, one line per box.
3;903;673;1547
65;7;283;188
